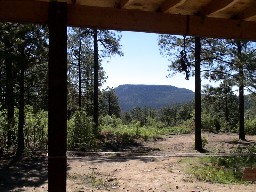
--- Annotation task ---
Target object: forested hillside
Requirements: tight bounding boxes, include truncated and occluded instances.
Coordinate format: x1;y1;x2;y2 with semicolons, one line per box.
115;84;194;111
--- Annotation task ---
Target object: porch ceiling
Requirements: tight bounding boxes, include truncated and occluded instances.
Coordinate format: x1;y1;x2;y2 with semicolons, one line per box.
1;0;256;40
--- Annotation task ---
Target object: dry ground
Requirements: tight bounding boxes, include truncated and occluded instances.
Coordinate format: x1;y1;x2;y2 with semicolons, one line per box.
1;133;256;192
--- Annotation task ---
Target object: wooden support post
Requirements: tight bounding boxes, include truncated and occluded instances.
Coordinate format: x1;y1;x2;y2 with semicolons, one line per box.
194;36;203;151
48;2;67;192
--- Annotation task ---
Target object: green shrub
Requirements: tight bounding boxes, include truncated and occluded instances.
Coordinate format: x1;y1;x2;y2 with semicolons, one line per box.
67;110;97;151
0;108;7;152
188;146;256;184
25;106;48;151
245;118;256;135
99;115;122;129
201;113;220;133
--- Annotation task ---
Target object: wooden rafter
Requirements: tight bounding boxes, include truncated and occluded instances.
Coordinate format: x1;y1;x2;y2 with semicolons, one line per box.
160;0;186;12
119;0;130;8
235;2;256;21
200;0;237;16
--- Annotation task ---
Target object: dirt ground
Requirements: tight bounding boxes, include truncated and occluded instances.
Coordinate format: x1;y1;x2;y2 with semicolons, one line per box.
1;133;256;192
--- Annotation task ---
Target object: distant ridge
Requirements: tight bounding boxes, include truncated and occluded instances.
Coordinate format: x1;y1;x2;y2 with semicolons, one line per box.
114;84;194;111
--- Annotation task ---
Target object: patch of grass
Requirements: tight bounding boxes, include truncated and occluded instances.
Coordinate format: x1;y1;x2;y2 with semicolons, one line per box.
67;170;119;190
101;124;191;141
189;158;241;184
99;123;192;151
182;146;256;184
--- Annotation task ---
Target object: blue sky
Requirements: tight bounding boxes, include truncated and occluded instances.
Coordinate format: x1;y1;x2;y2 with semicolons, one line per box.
102;31;196;91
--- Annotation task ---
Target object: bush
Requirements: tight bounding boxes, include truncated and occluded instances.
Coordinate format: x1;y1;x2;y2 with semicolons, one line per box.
25;106;48;151
99;115;122;129
201;113;220;133
67;110;97;151
245;118;256;135
0;108;7;152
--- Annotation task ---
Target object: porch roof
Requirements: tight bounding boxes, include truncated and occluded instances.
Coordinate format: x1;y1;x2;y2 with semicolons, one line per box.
1;0;256;40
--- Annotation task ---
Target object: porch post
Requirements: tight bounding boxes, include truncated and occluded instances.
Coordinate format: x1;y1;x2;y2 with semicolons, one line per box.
48;2;67;191
194;36;202;151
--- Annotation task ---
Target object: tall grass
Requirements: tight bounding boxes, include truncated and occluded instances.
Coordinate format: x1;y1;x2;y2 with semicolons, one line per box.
184;146;256;184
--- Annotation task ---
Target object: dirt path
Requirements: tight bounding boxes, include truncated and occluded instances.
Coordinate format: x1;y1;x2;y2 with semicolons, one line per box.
66;133;256;192
1;133;256;191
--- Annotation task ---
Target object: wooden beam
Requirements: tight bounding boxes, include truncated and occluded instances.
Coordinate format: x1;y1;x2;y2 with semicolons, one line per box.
235;3;256;21
68;4;256;40
68;4;187;34
119;0;131;8
0;1;48;24
160;0;186;12
189;15;256;40
48;2;67;192
1;1;256;40
200;0;236;16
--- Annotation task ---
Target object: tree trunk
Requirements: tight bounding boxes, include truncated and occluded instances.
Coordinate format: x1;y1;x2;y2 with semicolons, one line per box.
237;41;245;140
194;36;203;151
78;29;82;109
108;91;111;116
93;29;99;134
5;57;15;149
224;83;229;122
16;60;25;157
0;70;3;105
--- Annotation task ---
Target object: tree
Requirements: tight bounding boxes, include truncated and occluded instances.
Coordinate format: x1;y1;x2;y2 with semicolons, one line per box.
204;40;256;140
0;23;48;155
0;23;16;149
67;28;123;135
100;87;121;118
159;35;256;140
159;35;205;151
202;83;239;132
160;106;178;126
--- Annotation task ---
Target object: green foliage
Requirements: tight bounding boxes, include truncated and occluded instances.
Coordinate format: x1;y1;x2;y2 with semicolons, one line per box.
201;113;221;133
188;146;256;184
245;118;256;135
67;110;97;151
24;106;48;151
201;136;208;148
0;108;7;152
0;105;48;154
100;87;121;117
201;110;239;133
101;117;192;142
191;160;239;184
99;115;122;129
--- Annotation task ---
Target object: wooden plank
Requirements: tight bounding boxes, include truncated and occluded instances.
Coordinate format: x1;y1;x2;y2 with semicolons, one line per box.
1;1;256;40
235;3;256;21
68;4;187;34
48;2;67;192
200;0;236;16
160;0;186;12
119;0;131;8
0;1;48;24
189;15;256;40
68;5;256;40
243;167;256;181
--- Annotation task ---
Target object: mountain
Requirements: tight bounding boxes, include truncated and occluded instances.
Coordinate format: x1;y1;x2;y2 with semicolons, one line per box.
114;84;194;111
